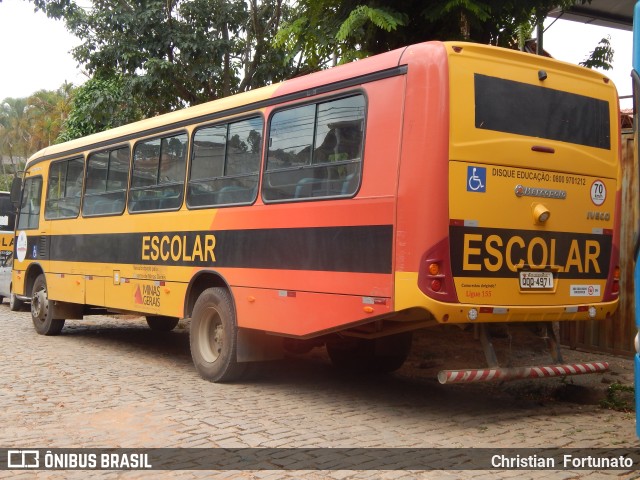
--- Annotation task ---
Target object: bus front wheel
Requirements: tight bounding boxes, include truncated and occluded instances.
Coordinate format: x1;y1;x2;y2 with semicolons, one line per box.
146;316;179;331
326;332;412;373
31;274;65;336
189;287;245;382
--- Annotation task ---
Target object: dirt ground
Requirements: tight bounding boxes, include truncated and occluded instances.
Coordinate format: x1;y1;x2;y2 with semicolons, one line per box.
394;323;635;409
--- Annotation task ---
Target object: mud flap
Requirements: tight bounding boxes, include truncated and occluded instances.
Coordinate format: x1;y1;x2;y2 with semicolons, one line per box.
236;328;284;363
51;300;84;320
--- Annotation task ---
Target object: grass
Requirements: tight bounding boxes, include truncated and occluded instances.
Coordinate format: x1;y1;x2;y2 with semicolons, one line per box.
600;383;635;412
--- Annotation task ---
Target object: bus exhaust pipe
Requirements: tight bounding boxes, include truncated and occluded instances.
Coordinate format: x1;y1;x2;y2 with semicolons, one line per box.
437;361;609;384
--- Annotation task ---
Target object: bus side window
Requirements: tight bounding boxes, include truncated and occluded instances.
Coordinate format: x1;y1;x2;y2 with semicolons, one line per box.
187;116;262;208
17;176;43;230
45;157;84;220
83;146;130;217
129;133;188;213
263;94;365;202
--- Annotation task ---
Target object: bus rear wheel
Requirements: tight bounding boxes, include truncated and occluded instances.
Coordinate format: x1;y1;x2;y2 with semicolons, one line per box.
326;332;412;373
189;287;245;382
31;274;65;336
146;315;179;331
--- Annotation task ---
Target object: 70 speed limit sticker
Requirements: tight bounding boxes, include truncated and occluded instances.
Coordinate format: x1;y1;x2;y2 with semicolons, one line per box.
590;180;606;206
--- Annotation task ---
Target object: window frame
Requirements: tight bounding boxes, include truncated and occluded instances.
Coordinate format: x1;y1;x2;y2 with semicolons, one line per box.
44;156;85;221
128;129;189;214
82;144;131;218
186;113;264;210
17;175;43;231
262;91;367;204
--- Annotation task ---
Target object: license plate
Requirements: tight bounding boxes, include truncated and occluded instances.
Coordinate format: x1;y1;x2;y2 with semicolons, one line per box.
519;271;554;290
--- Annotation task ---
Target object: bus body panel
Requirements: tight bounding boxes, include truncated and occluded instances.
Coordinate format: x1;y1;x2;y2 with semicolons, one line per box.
446;43;620;311
394;42;620;323
13;70;405;337
393;42;451;279
448;43;619;173
449;161;616;306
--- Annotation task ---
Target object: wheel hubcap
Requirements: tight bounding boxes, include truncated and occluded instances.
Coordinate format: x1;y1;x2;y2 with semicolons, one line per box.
32;288;47;322
198;306;224;364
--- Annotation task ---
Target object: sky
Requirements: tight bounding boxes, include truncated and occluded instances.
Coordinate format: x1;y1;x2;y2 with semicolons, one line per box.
0;0;635;108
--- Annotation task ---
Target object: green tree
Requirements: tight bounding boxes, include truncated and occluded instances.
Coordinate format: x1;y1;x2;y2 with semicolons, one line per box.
0;85;75;165
33;0;295;117
580;35;615;71
276;0;591;72
27;83;74;150
0;98;31;174
274;1;407;72
57;76;144;143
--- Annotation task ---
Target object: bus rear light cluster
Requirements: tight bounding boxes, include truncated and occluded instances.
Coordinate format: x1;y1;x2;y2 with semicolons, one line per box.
427;262;443;291
418;238;458;303
603;243;620;302
610;266;620;295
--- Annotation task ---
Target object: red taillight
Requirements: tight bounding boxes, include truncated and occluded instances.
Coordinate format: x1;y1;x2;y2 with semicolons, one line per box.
602;239;620;302
610;266;620;294
431;279;442;292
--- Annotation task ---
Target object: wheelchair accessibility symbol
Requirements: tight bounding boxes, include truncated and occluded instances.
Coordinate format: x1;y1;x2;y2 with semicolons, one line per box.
467;166;486;193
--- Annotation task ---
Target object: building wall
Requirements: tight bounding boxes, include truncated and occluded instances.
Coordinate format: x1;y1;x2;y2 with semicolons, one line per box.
560;130;637;356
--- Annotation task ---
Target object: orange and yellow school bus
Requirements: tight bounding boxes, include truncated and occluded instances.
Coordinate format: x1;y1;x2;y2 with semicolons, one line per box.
12;41;620;382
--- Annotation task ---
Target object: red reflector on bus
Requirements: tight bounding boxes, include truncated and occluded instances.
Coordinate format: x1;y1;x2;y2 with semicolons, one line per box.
611;281;620;294
479;307;493;314
531;145;555;154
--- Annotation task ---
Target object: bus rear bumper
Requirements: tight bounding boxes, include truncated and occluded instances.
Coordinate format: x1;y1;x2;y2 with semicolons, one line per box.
395;272;619;323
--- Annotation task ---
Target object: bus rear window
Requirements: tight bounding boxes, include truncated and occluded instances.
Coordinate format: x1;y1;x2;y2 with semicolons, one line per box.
474;74;610;150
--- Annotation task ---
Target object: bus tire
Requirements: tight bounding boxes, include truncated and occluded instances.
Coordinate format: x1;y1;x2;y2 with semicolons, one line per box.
31;274;65;336
326;332;412;373
189;287;245;382
146;315;179;331
10;291;24;311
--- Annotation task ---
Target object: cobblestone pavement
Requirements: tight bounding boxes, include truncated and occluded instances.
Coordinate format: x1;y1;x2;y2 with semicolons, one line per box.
0;306;638;479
